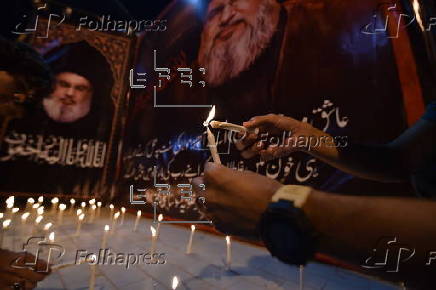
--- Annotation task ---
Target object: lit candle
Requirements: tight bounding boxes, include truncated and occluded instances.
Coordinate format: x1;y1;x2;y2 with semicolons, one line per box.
58;204;66;225
89;254;98;290
226;236;232;270
150;226;157;256
109;204;114;219
133;210;141;232
156;214;163;239
38;196;44;203
37;207;44;216
203;106;221;164
75;213;85;236
32;203;40;212
43;222;53;232
76;209;82;216
21;212;30;223
33;215;43;235
111;212;120;234
0;219;11;248
172;276;179;290
69;198;76;214
101;225;110;249
51;197;59;214
80;202;86;215
89;199;96;206
96;202;102;218
120;207;126;225
25;198;35;212
46;232;55;270
0;213;3;219
186;225;196;254
90;205;97;222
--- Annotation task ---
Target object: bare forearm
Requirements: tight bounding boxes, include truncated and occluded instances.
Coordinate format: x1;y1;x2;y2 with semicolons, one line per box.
305;128;407;182
303;189;436;285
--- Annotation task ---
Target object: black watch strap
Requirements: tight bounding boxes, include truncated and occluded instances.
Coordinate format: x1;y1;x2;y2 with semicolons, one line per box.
258;200;319;265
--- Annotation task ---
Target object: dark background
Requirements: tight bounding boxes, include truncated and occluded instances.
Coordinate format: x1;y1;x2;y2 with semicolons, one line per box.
0;0;173;40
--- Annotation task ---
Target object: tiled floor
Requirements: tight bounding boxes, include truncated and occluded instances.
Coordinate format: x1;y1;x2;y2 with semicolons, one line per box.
1;206;399;289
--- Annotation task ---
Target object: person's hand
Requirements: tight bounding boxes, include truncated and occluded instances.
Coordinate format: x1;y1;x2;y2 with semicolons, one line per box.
0;249;50;290
193;162;282;240
237;114;322;161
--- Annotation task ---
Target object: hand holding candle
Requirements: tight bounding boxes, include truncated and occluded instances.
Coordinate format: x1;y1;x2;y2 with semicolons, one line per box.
203;106;221;164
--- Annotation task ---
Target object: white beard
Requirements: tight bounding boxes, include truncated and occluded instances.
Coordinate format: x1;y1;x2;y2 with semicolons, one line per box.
43;97;91;123
198;0;279;87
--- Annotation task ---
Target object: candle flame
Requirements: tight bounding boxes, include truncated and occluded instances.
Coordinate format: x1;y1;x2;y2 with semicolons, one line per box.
37;208;44;215
76;209;82;216
109;204;114;209
114;212;120;219
38;196;43;203
51;197;59;204
91;205;96;210
59;204;67;211
203;105;216;126
137;210;142;216
121;207;126;213
3;219;11;228
158;214;163;222
81;202;86;208
172;276;179;289
44;222;53;230
6;203;13;209
32;203;40;209
97;202;102;207
89;199;96;205
226;236;231;245
150;226;157;237
35;216;43;224
21;212;30;220
104;225;110;231
70;198;76;204
79;213;85;221
49;232;55;242
27;198;35;204
12;208;19;213
0;213;3;219
191;225;196;231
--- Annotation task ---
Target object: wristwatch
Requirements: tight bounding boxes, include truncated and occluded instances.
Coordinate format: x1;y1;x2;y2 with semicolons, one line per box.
258;185;319;266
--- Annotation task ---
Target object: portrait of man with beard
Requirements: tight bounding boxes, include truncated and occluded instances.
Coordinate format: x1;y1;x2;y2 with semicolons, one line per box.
13;41;114;139
127;0;414;198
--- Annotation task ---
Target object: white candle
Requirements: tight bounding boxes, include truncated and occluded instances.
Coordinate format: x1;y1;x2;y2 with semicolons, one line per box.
69;198;76;215
43;222;53;231
58;204;66;225
120;207;126;225
150;226;157;256
47;232;55;273
37;207;44;216
156;214;163;239
299;265;304;290
204;106;221;164
50;197;59;215
111;212;120;233
172;276;179;290
0;219;11;248
109;204;114;219
75;213;85;236
186;225;195;254
96;202;102;218
226;236;232;270
133;210;141;232
210;121;258;134
90;205;97;222
101;225;110;249
89;254;98;290
25;198;35;212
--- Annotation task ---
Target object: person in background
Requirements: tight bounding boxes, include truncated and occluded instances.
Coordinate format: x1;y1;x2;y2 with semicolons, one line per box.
0;37;52;289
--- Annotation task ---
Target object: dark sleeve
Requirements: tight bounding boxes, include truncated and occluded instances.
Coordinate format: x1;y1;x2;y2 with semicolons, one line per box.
422;102;436;123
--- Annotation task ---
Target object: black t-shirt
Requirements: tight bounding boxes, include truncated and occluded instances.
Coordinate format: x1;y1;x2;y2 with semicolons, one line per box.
411;102;436;198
